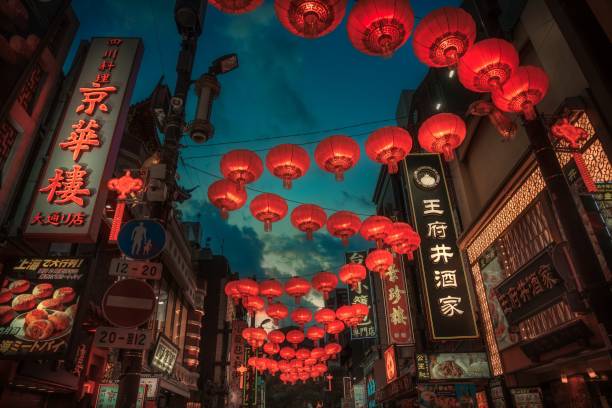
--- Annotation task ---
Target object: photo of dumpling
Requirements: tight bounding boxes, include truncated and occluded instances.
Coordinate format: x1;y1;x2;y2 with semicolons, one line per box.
24;309;48;327
0;288;12;304
53;287;75;304
0;306;15;325
8;280;30;294
37;298;64;311
48;311;71;332
24;319;54;340
12;294;36;312
32;283;53;299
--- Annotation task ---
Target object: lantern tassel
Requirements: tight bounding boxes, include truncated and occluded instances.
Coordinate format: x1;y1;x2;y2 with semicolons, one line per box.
220;208;229;220
521;101;537;121
334;168;344;181
387;159;399;174
573;152;597;193
306;230;313;240
283;177;292;189
264;220;271;232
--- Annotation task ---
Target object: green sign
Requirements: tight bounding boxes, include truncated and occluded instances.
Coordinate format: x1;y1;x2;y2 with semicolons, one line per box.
95;383;145;408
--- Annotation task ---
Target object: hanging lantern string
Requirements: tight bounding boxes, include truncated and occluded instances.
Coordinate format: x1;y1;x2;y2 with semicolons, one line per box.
183;115;408;149
183;163;376;217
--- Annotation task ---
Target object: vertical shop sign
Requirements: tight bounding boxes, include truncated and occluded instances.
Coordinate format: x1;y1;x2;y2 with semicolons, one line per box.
384;345;398;384
24;38;143;242
345;251;377;339
228;319;248;408
404;154;478;340
381;252;414;344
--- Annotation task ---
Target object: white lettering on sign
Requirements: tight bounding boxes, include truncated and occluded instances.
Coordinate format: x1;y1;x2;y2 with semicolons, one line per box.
94;326;151;350
108;258;162;280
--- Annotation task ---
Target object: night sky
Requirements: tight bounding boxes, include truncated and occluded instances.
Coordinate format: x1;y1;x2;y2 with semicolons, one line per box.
66;0;459;312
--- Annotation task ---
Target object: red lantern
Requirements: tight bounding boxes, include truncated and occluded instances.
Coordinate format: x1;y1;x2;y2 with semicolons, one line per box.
346;0;414;57
266;302;289;325
418;113;466;161
314;308;337;328
280;346;296;360
467;100;518;140
255;357;268;373
275;0;347;38
352;303;369;323
365;249;394;275
259;279;284;303
314;362;328;373
491;66;549;121
365;126;413;174
335;305;356;326
237;278;259;300
268;329;286;344
250;193;288;232
325;319;345;340
384;222;420;260
306;326;325;346
412;7;476;68
311;347;326;360
360;215;392;248
314;135;360;181
243;295;265;317
209;0;263;13
311;271;338;300
264;342;280;355
266;144;311;189
299;371;310;382
224;280;241;305
326;211;361;246
338;263;366;291
458;38;519;93
291;307;313;328
279;359;291;372
285;277;311;304
291;204;327;240
286;329;305;348
208;179;247;219
305;357;318;367
251;328;268;348
267;359;280;374
296;348;311;360
220;149;263;191
324;342;342;358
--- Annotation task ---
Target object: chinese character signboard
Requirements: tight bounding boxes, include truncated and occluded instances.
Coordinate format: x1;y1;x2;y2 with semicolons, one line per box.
25;38;143;242
95;383;145;408
417;384;477;408
416;353;491;380
494;247;565;325
353;379;367;408
384;345;397;384
381;253;414;344
510;387;544;408
0;258;88;358
345;251;377;339
228;319;248;408
150;334;178;374
404;154;478;340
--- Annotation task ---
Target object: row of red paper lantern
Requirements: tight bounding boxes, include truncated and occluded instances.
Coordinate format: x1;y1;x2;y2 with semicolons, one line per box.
244;326;346;351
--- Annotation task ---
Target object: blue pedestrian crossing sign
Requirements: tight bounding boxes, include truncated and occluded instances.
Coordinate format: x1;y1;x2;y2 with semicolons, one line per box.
117;219;166;260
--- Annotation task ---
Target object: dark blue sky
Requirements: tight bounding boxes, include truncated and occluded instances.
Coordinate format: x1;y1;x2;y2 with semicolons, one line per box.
68;0;458;310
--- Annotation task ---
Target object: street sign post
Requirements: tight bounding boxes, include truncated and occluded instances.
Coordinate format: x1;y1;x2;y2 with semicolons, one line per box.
117;219;167;260
94;326;152;350
109;258;163;280
102;279;156;328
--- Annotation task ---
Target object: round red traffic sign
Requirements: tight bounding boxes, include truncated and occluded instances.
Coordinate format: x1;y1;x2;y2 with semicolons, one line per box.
102;279;156;328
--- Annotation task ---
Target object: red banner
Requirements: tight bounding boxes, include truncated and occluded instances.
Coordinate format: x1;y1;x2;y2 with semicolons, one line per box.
381;253;414;345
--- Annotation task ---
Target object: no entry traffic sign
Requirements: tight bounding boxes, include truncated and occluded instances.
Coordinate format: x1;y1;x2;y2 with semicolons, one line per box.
102;279;156;328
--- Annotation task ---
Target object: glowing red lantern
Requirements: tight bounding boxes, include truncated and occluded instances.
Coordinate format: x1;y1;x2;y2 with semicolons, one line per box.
412;7;476;68
264;342;280;355
285;277;311;304
311;271;338;300
325;319;345;340
279;359;291;372
306;326;326;346
259;279;284;303
324;342;342;358
338;263;367;291
220;149;263;191
266;302;289;325
250;193;288;232
243;295;265;317
291;204;327;240
268;329;286;344
315;308;337;328
327;211;361;246
267;359;280;374
275;0;347;38
242;327;255;344
266;144;311;189
365;249;394;275
305;358;318;368
360;215;392;248
491;66;549;121
384;222;420;260
286;329;305;348
291;307;313;328
209;0;263;13
314;362;328;373
365;126;413;174
418;113;466;161
248;355;258;368
352;303;369;323
251;328;267;348
314;135;360;181
335;305;356;326
299;371;310;382
255;357;268;372
237;278;259;300
296;348;311;360
346;0;414;57
208;179;247;219
458;38;519;93
280;346;296;360
311;347;326;360
224;280;241;305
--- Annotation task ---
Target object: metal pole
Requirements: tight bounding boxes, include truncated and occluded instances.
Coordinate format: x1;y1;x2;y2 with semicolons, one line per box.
524;114;612;336
116;349;142;408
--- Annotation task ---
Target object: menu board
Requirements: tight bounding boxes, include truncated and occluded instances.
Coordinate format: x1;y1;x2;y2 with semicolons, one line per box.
416;352;491;380
0;257;88;358
150;334;178;374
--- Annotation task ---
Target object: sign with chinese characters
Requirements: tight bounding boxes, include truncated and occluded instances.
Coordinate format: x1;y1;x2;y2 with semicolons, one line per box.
0;257;88;358
24;38;143;242
384;345;398;384
417;384;477;408
228;319;248;408
150;334;178;374
353;379;367;408
95;383;145;408
345;251;377;339
404;154;478;340
494;247;565;325
509;387;544;408
416;353;491;380
375;373;413;403
381;252;414;344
